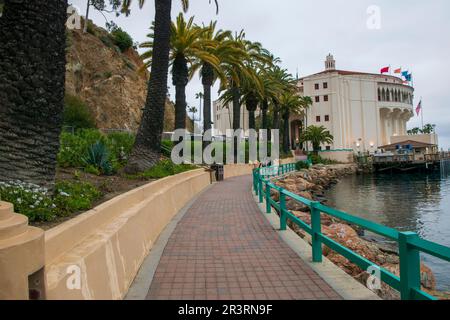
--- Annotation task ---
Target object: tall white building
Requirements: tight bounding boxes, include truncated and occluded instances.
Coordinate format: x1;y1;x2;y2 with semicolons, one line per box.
292;54;415;152
213;54;415;154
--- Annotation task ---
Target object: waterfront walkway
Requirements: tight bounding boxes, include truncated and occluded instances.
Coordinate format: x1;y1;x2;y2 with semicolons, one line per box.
145;175;341;300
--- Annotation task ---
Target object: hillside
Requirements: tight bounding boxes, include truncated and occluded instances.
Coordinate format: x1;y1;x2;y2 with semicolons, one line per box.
65;22;192;132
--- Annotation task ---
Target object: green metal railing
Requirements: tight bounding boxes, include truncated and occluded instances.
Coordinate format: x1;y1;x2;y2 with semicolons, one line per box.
253;163;450;300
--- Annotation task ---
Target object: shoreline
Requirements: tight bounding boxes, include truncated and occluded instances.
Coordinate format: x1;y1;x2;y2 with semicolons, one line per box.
272;164;449;300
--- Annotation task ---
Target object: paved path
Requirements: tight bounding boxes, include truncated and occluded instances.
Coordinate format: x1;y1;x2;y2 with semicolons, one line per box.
146;175;341;300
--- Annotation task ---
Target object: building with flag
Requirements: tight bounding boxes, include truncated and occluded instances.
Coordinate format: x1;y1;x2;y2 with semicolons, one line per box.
293;54;415;154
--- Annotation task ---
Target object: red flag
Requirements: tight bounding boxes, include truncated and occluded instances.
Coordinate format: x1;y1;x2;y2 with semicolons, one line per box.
380;66;390;74
394;68;402;74
416;101;422;116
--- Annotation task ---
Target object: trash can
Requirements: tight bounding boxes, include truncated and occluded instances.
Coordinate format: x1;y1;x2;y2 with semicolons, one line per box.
211;164;224;181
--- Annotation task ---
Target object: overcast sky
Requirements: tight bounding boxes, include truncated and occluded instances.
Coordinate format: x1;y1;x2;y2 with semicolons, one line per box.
71;0;450;149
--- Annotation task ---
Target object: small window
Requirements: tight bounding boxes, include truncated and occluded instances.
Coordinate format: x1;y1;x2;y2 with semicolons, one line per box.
315;96;320;103
315;83;319;90
323;82;328;89
325;115;330;122
324;95;329;102
316;116;321;122
326;146;331;151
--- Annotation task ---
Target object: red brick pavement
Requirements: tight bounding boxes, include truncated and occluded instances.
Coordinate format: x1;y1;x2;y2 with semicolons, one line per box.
146;175;341;300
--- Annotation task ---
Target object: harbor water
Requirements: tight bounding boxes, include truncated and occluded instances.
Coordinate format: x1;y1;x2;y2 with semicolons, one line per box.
324;171;450;291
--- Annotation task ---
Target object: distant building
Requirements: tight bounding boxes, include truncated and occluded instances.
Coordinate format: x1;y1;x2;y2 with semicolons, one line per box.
296;54;415;153
212;54;416;157
212;100;260;137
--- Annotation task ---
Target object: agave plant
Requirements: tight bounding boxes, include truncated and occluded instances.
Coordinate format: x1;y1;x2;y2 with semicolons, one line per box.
82;141;113;175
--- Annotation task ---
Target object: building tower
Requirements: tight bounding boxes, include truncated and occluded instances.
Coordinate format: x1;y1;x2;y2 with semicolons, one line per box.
325;54;336;71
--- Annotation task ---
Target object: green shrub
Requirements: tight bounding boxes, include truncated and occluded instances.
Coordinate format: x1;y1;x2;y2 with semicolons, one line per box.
58;129;105;168
99;35;114;48
0;181;56;221
0;180;101;222
129;159;197;180
106;132;135;166
58;129;136;173
295;161;310;170
54;181;101;216
82;141;113;175
111;27;133;52
309;154;340;165
63;94;96;130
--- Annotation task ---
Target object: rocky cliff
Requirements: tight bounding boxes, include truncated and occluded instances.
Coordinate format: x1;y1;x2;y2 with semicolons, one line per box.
65;22;191;132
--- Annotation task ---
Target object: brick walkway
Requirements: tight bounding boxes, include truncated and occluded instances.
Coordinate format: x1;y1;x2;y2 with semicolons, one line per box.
146;175;341;300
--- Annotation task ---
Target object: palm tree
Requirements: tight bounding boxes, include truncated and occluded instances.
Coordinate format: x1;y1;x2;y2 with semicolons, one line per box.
0;0;68;188
301;125;334;154
140;13;220;131
279;93;311;154
268;66;297;132
188;106;198;129
191;22;246;138
122;0;218;173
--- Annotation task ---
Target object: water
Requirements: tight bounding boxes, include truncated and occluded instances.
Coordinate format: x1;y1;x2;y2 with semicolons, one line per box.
323;172;450;291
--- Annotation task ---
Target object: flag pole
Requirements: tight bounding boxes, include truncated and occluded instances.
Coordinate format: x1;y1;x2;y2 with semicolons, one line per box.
421;96;424;130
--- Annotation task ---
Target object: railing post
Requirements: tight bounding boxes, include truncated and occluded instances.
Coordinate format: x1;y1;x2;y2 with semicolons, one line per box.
398;232;421;300
254;171;259;196
311;202;323;263
258;178;264;203
280;191;287;231
265;182;271;214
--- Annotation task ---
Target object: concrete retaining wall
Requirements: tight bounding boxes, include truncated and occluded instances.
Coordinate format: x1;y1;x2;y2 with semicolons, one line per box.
44;169;211;300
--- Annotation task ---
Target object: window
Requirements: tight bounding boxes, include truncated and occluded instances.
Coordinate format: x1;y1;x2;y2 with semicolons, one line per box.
323;82;328;89
324;95;329;102
316;116;321;122
326;146;331;151
315;83;319;90
325;115;330;122
315;96;320;103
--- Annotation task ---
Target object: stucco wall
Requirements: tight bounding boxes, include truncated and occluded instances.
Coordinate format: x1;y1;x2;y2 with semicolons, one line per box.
44;169;211;300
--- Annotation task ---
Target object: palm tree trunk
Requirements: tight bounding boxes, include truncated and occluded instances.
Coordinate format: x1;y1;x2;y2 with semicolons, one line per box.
232;84;241;130
0;0;67;189
248;110;256;130
231;84;240;163
175;84;187;129
173;54;188;130
282;111;290;154
261;100;269;130
124;0;172;173
246;93;258;130
202;63;213;135
273;104;280;130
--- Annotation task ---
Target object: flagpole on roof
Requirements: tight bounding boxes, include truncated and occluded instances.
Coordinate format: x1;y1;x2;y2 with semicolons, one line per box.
421;96;424;130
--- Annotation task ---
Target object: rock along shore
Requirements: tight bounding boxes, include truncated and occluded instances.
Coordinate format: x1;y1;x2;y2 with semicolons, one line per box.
272;164;448;300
